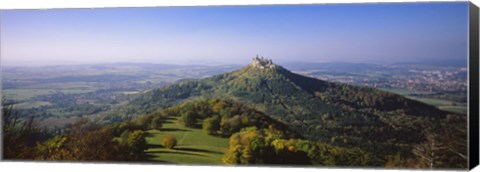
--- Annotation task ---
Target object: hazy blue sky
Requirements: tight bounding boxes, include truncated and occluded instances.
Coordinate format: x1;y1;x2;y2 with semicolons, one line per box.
0;2;469;66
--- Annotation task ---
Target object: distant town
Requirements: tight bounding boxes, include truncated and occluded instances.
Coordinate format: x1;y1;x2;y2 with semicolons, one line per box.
296;65;467;97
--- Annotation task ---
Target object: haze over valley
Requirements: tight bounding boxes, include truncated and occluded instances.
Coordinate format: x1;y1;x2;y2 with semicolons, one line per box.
1;2;470;169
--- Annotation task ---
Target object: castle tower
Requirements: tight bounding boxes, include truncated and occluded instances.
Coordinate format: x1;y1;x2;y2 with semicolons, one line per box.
250;55;276;69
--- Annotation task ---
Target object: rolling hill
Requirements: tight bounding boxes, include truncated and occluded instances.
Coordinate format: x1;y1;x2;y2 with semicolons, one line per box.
102;57;465;165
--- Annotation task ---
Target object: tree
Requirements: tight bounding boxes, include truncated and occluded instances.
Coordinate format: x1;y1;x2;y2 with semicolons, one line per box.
67;120;119;161
150;116;163;130
126;130;147;160
212;100;227;113
430;116;468;168
180;111;197;128
163;134;177;149
203;115;220;135
385;152;409;168
32;118;147;161
119;129;131;142
2;104;41;159
442;116;468;162
45;118;140;161
131;115;154;130
34;136;70;160
413;133;447;169
223;127;277;164
111;122;131;136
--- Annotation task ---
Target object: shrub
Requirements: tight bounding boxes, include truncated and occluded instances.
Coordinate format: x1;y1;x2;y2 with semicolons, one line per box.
150;116;163;130
163;134;177;149
202;115;220;135
127;130;147;155
180;111;197;128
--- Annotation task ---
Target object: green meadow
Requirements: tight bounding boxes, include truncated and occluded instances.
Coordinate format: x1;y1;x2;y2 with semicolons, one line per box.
144;117;229;164
382;88;467;114
408;97;467;114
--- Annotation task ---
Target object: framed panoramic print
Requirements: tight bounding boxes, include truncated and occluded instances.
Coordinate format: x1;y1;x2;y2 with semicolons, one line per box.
1;0;479;171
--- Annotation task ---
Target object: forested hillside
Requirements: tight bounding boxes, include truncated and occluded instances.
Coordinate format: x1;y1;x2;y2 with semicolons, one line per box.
4;58;467;168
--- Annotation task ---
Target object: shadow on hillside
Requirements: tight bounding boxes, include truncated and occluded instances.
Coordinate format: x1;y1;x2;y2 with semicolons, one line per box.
144;132;156;137
147;150;205;157
161;128;192;132
160;117;178;124
147;143;164;149
162;118;177;124
164;117;177;121
162;121;174;124
175;147;223;155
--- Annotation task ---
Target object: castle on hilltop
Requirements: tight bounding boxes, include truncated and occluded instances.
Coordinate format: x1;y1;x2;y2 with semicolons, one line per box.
250;55;276;69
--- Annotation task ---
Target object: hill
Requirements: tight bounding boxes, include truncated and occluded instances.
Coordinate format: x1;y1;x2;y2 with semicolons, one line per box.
133;98;378;166
144;116;229;164
103;56;466;167
123;98;306;164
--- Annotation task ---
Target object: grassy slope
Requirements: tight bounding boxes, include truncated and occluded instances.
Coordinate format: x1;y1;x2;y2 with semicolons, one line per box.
144;117;229;164
412;97;466;114
381;88;466;114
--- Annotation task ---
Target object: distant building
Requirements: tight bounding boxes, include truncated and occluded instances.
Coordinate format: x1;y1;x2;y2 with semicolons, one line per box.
250;55;276;69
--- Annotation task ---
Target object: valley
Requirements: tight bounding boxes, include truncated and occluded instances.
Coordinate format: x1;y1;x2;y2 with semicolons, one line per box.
1;63;240;127
1;2;472;169
2;59;468;168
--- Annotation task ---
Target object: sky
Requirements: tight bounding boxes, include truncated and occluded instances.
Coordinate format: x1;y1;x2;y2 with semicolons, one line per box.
0;2;469;66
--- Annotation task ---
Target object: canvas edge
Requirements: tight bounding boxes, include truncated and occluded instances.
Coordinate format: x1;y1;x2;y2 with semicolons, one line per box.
469;1;479;170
